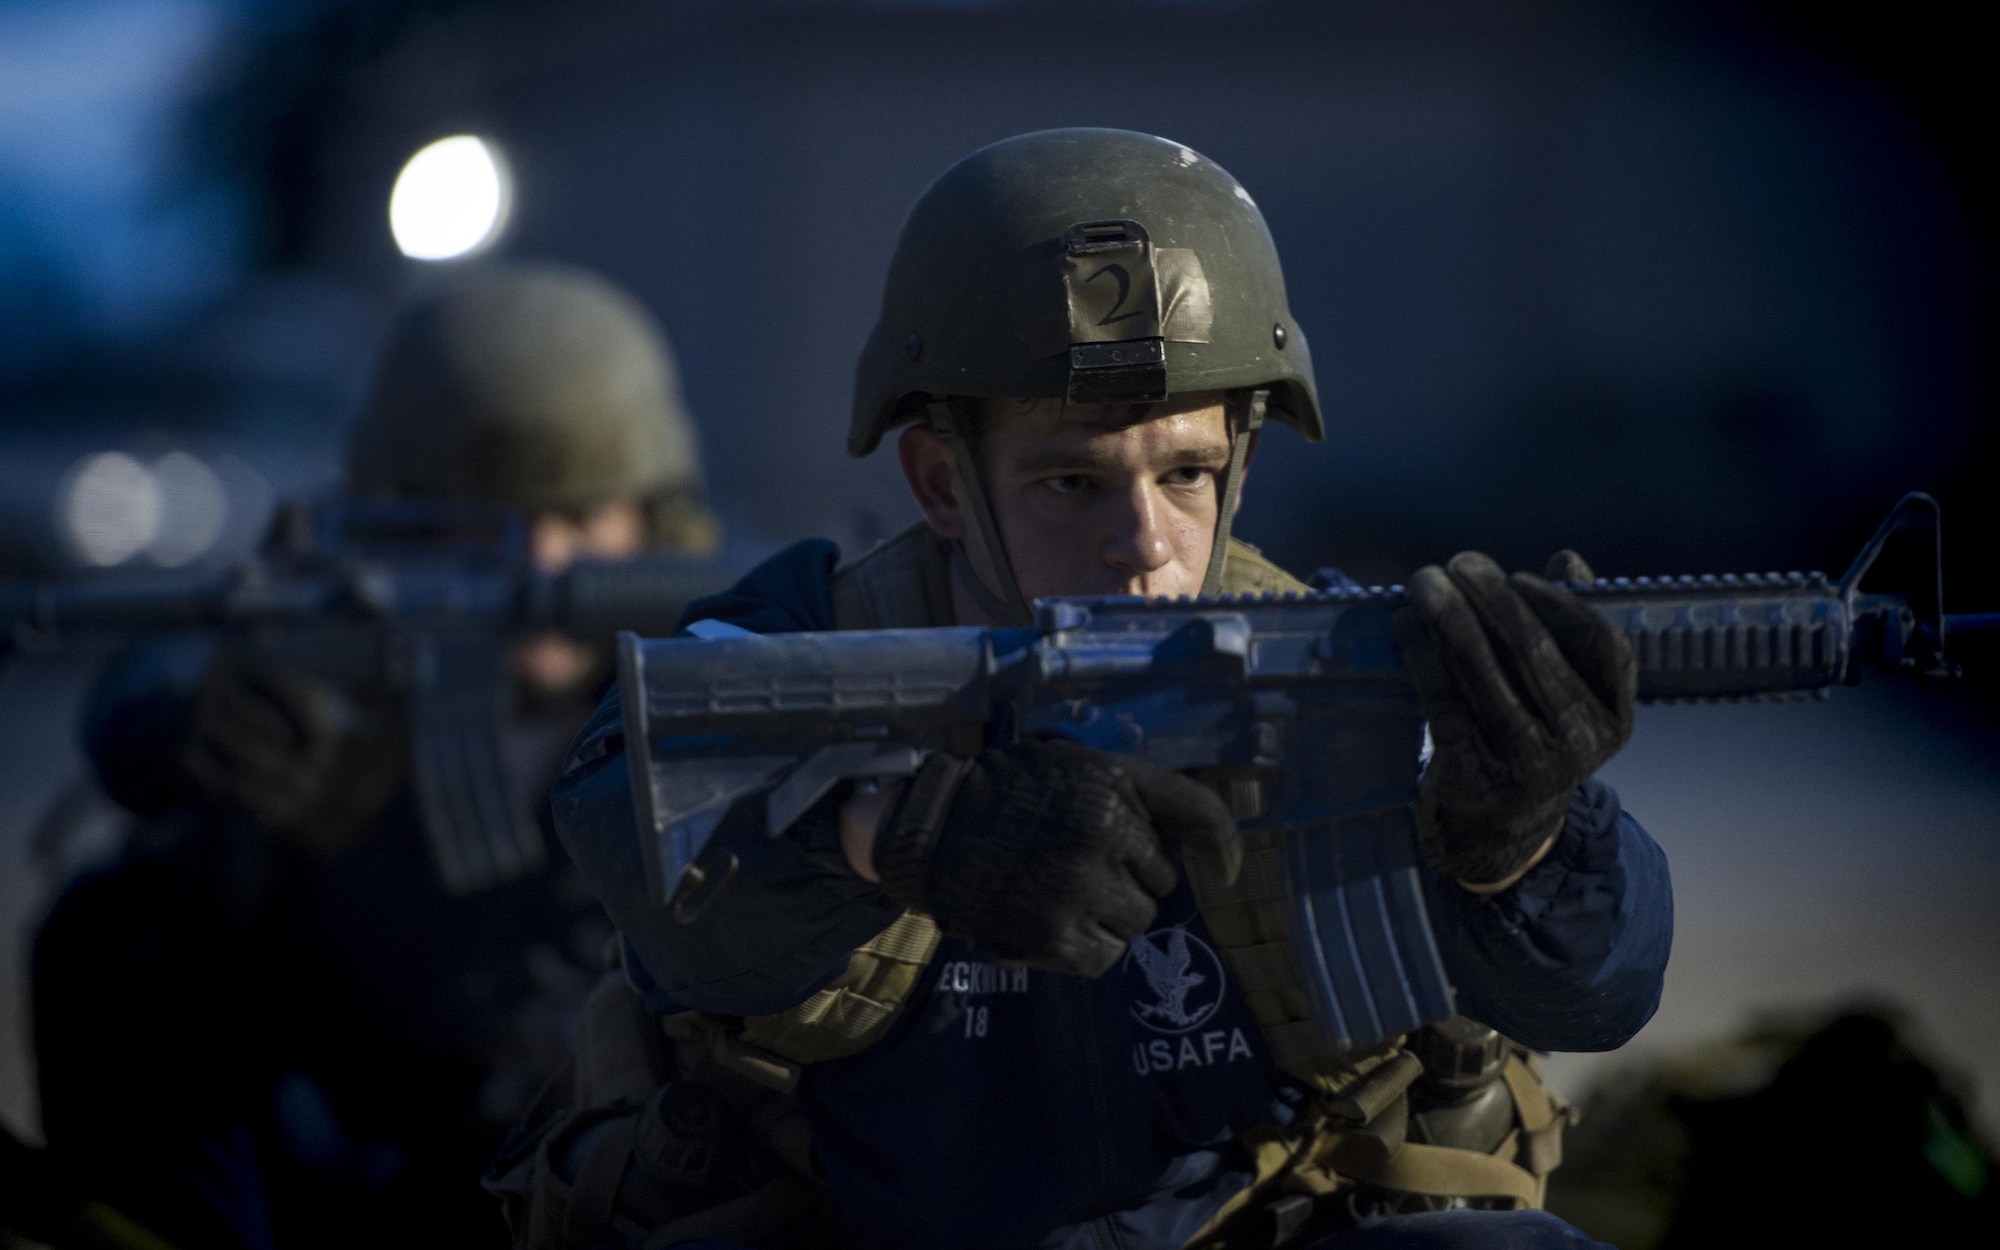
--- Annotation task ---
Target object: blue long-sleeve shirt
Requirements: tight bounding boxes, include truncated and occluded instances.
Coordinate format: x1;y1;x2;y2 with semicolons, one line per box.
552;540;1673;1249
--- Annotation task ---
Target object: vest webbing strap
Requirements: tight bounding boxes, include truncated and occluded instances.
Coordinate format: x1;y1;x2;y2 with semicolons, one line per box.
1503;1054;1557;1135
1366;1137;1540;1207
1503;1053;1566;1187
737;911;942;1066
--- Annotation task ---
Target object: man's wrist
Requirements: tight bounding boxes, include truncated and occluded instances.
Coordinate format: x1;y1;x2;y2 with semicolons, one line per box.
840;780;899;883
1456;822;1563;895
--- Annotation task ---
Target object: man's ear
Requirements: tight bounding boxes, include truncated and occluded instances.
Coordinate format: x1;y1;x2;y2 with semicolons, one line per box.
897;423;967;541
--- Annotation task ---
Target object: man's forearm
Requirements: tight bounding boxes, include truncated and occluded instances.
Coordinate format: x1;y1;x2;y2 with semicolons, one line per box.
1425;777;1673;1052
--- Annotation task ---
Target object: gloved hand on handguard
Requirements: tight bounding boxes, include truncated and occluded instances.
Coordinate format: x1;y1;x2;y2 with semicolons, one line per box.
1392;550;1637;887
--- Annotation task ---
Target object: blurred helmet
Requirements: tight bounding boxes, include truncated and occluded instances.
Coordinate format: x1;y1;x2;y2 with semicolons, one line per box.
348;263;714;547
851;127;1321;456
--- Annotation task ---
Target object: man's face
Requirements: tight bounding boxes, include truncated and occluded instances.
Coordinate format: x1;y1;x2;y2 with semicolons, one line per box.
511;497;648;696
900;392;1235;611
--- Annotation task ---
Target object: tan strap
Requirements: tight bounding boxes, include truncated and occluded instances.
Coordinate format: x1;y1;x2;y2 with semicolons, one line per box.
1216;536;1314;597
1369;1139;1540;1208
1182;1119;1342;1247
863;911;944;962
1502;1054;1557;1134
737;912;942;1065
1199;390;1268;596
1321;1052;1423;1126
1499;1055;1565;1185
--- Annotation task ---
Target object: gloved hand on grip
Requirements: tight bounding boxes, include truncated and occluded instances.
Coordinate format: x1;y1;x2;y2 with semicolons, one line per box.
180;655;346;833
1392;550;1636;887
872;738;1242;978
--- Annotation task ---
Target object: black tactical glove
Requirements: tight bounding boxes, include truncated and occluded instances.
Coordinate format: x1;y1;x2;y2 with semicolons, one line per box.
1391;550;1636;886
873;738;1242;978
180;655;346;833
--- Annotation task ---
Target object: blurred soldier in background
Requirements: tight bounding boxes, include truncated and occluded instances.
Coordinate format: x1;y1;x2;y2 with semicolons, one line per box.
31;263;721;1250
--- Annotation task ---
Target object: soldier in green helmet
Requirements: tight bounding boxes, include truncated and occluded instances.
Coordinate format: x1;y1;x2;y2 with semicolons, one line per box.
351;263;721;695
519;130;1669;1249
33;263;723;1250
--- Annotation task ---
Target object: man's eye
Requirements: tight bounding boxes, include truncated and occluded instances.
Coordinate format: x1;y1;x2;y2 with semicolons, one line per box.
1044;475;1091;495
1165;467;1211;487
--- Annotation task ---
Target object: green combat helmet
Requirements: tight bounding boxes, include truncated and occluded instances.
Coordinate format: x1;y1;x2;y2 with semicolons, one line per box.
349;262;719;553
851;127;1321;620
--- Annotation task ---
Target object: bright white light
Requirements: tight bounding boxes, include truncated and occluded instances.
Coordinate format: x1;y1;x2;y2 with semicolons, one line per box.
147;451;228;566
389;134;509;261
60;451;161;567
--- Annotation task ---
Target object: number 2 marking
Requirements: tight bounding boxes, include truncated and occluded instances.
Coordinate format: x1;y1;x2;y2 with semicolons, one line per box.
1085;263;1147;326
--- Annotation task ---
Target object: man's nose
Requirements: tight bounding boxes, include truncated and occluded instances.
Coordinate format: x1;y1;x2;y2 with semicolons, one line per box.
1101;484;1174;582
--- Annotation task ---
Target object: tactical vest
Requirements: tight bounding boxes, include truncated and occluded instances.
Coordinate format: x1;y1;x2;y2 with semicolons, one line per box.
688;524;1572;1245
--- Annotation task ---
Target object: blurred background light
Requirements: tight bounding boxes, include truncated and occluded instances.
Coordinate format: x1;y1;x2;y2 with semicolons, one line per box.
146;450;227;566
387;134;508;261
58;451;161;567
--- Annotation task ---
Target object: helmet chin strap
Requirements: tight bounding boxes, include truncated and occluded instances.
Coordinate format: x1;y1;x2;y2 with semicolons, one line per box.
927;400;1035;626
1198;388;1268;597
929;388;1267;624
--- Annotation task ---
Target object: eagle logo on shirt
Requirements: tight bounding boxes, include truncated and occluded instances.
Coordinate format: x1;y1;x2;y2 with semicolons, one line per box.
1125;926;1226;1034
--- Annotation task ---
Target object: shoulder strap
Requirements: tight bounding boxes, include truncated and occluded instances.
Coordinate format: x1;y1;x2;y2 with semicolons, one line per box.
1216;537;1313;598
831;523;956;629
737;911;942;1067
671;911;942;1094
669;910;943;1093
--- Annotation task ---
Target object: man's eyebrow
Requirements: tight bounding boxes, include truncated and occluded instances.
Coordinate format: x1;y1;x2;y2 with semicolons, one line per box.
1011;443;1234;475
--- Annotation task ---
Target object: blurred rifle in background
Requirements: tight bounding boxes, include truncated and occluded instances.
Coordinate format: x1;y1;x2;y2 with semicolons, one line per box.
1;497;735;892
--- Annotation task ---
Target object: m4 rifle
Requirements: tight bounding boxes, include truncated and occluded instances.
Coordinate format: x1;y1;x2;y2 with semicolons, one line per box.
616;493;1990;1051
